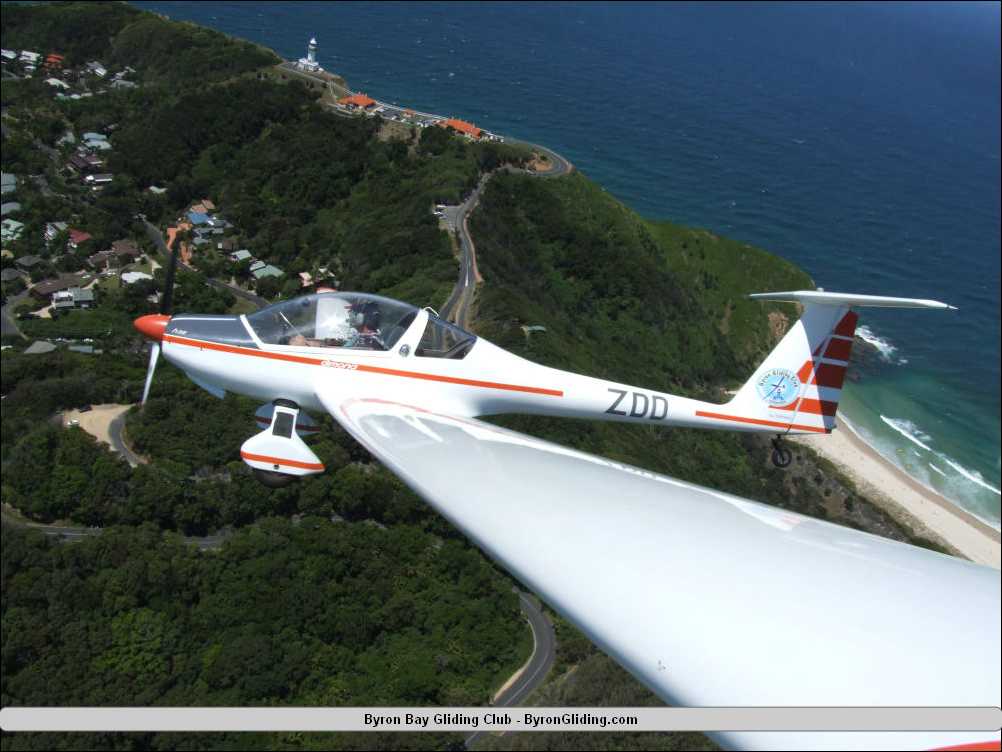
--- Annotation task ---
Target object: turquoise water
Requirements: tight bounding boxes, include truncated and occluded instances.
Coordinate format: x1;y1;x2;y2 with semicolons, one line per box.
134;1;1001;527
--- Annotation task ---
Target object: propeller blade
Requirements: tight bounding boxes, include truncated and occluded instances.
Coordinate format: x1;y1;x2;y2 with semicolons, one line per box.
141;341;160;405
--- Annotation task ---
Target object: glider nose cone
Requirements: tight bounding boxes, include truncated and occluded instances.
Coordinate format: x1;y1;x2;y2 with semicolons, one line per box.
134;314;169;342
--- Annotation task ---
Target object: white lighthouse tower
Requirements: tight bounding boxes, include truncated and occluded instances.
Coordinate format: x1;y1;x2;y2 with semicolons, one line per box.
296;36;322;73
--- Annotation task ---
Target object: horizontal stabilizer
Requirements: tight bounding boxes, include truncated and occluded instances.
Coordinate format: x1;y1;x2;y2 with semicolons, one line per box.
749;290;956;310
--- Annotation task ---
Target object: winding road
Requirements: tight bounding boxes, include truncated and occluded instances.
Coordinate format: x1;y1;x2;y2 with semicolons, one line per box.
438;148;572;329
465;591;556;749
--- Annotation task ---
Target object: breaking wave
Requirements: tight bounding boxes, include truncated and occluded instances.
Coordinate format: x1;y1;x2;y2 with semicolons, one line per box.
941;457;1002;497
856;325;901;363
879;416;1001;498
880;415;933;451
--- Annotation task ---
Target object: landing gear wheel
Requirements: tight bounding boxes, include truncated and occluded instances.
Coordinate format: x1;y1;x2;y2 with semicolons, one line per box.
771;436;793;468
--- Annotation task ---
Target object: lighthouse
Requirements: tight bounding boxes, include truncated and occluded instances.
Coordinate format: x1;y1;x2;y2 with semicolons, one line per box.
296;36;322;73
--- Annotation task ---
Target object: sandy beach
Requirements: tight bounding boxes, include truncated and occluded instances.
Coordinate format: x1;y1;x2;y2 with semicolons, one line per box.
795;426;1001;569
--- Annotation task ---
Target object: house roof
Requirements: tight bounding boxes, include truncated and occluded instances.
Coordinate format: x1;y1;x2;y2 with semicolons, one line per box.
70;287;95;302
231;249;252;261
187;211;209;225
32;278;75;296
111;239;139;256
24;340;57;355
68;229;92;244
252;264;284;279
338;93;376;109
16;254;43;267
440;118;482;139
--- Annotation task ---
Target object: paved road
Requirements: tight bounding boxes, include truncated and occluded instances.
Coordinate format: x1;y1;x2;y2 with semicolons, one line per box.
0;508;225;550
465;591;556;749
1;289;29;339
142;220;268;311
108;412;144;467
438;150;571;329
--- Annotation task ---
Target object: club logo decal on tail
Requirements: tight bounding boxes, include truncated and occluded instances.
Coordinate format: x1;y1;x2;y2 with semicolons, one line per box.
755;368;801;407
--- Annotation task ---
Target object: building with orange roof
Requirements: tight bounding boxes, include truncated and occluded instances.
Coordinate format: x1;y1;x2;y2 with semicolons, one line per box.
165;221;191;251
43;53;65;70
439;118;483;140
338;93;376;110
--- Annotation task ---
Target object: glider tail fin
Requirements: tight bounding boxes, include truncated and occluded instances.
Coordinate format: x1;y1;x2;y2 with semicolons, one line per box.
726;291;954;434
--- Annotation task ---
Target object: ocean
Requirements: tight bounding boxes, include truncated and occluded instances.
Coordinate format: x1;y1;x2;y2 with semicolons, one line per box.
134;1;1001;527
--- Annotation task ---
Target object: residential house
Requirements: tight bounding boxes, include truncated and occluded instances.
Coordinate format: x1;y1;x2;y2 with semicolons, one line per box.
52;287;95;310
30;275;81;301
1;172;17;197
439;118;484;140
68;152;103;174
84;173;113;186
24;340;57;355
1;268;25;283
43;53;65;71
230;249;252;263
87;250;115;270
15;255;44;271
89;240;139;270
45;222;69;244
1;202;22;217
121;271;153;285
2;219;25;242
252;264;284;280
110;239;140;262
189;200;216;214
67;229;93;250
337;93;377;111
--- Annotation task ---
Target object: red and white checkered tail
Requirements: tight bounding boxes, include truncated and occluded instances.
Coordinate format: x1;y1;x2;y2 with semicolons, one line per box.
728;291;955;435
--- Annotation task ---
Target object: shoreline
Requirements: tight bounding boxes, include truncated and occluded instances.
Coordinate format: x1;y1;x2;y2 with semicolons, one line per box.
794;423;1001;569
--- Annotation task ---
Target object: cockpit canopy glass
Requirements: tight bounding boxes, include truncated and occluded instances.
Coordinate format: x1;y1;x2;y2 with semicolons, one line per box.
247;293;418;351
416;313;477;359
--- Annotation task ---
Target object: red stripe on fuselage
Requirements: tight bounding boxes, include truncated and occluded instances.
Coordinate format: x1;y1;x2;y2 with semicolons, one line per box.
164;334;564;398
695;410;829;433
